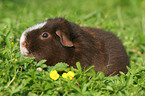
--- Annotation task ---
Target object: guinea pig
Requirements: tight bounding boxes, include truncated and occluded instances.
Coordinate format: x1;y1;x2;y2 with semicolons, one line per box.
20;17;129;76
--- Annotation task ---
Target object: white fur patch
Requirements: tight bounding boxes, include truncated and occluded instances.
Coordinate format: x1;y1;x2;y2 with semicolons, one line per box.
20;46;29;56
20;21;47;43
20;21;47;56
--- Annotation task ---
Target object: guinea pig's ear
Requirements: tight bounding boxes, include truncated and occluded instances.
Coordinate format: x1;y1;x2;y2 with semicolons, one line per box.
56;30;73;47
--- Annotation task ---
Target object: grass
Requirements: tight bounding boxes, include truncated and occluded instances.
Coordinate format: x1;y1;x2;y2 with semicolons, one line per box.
0;0;145;95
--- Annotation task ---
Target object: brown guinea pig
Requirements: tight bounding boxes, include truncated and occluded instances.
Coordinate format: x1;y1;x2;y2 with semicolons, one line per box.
20;17;129;76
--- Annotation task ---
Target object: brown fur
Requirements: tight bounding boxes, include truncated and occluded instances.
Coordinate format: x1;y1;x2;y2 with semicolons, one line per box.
24;18;129;76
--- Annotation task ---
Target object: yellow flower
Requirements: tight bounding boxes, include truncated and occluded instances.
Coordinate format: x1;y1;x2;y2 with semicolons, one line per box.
11;42;14;47
14;59;18;63
66;68;70;71
62;73;68;79
67;71;75;80
49;70;60;80
62;71;75;80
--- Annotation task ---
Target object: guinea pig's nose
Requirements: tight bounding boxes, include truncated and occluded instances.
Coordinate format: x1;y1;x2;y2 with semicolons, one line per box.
21;41;26;47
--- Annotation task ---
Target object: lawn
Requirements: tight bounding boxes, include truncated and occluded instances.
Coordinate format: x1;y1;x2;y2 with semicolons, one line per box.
0;0;145;95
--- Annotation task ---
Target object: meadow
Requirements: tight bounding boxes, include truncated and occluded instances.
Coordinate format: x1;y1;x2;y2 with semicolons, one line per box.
0;0;145;95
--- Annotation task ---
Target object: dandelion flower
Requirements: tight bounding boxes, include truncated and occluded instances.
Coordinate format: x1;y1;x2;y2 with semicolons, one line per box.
49;70;60;80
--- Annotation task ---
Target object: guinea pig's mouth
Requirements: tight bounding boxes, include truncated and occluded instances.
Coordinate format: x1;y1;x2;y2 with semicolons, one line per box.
23;52;33;58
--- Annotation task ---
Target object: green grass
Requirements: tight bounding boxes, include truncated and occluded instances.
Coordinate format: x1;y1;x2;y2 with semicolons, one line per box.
0;0;145;95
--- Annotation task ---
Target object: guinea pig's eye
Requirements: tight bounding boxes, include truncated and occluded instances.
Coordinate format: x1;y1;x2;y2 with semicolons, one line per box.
42;33;48;38
41;32;49;39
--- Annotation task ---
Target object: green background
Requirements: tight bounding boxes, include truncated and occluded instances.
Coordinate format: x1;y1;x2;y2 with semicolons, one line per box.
0;0;145;95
